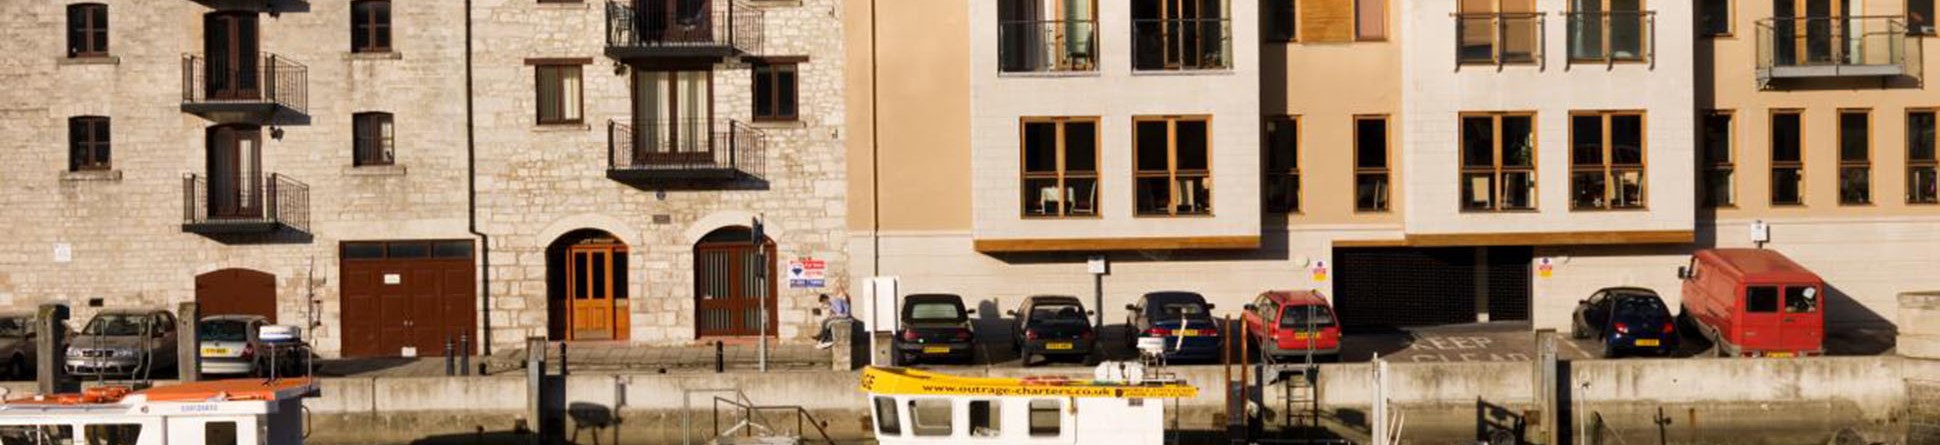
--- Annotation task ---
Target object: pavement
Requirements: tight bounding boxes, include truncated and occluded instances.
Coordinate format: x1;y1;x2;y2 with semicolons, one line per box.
311;340;832;378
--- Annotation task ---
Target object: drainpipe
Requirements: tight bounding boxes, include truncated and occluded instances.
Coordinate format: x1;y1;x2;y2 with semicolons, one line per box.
465;0;494;356
869;0;880;277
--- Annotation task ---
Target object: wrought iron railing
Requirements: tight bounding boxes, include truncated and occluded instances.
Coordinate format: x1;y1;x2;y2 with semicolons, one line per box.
181;53;308;115
606;0;762;55
1455;13;1545;67
999;19;1099;72
608;118;766;180
183;172;310;232
1132;17;1232;71
1756;16;1916;82
1566;11;1656;66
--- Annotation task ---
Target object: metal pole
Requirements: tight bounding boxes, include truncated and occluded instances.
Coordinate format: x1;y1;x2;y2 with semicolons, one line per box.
445;335;456;376
461;334;472;376
715;341;725;373
1093;273;1104;329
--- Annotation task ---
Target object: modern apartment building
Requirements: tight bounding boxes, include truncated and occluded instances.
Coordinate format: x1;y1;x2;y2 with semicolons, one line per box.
0;0;845;357
847;0;1930;336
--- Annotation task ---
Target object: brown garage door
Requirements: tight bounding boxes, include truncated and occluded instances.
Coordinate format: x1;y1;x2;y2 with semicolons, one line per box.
196;269;277;323
340;240;476;358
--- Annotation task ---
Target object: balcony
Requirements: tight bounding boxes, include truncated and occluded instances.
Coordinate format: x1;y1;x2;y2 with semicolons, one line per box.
181;53;308;124
999;19;1099;73
1566;11;1655;66
1456;13;1544;68
607;119;766;186
605;1;762;60
1757;16;1919;86
1132;17;1231;71
182;173;310;236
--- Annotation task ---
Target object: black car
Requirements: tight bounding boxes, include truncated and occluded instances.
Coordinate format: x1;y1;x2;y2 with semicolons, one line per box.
1572;287;1680;357
1124;291;1222;362
893;294;977;365
1006;295;1096;367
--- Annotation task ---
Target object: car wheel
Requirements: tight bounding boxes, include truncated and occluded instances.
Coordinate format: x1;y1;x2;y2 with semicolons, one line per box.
1601;341;1619;359
1571;321;1591;339
1020;353;1036;367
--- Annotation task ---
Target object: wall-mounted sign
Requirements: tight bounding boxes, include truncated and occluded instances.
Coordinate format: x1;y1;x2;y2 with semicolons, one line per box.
384;273;402;285
52;243;71;263
1538;258;1554;279
788;258;826;288
1310;261;1328;282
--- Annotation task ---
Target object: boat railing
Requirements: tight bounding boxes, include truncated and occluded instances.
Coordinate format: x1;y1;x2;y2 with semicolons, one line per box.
681;388;832;445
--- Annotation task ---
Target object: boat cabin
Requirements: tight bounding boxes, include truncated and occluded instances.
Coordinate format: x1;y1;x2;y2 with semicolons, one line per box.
0;378;317;445
859;366;1197;445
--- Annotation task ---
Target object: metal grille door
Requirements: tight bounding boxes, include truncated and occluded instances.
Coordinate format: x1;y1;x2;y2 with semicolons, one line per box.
1333;247;1532;329
694;241;774;337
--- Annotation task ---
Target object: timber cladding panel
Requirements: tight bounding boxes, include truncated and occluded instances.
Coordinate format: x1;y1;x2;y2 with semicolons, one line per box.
1301;0;1357;43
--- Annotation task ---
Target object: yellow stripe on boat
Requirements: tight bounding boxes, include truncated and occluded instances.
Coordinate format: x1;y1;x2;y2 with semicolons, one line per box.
858;366;1198;399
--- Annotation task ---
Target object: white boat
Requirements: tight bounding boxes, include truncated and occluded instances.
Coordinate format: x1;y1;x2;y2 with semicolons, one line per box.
859;364;1198;445
0;378;317;445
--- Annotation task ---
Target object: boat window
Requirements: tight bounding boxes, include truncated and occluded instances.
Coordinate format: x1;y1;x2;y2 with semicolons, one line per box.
968;400;1001;438
83;424;139;445
0;425;75;445
1745;286;1780;313
204;422;238;445
1784;286;1819;314
872;397;901;436
908;399;953;437
1028;399;1061;437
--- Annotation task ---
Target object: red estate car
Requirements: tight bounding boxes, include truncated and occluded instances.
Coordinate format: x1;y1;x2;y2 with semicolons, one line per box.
1242;290;1341;363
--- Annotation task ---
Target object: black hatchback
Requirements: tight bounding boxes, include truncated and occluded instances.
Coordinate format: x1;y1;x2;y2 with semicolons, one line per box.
1572;287;1680;358
893;294;977;365
1006;295;1096;366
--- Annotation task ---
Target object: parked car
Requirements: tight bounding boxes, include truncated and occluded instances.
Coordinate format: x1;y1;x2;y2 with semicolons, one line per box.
1572;287;1679;357
892;294;977;365
199;315;309;377
0;313;37;379
1006;295;1096;366
1678;248;1826;358
1242;290;1341;363
65;309;178;377
1124;291;1221;362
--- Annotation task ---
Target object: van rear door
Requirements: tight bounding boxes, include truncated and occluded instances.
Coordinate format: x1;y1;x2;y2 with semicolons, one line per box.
1739;285;1784;355
1776;285;1823;355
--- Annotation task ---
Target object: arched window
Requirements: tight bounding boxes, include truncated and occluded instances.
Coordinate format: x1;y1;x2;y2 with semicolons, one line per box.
68;116;110;171
66;3;108;57
351;0;392;53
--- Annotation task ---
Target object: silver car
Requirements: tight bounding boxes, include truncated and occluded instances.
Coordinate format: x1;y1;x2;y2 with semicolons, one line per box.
198;315;267;376
65;309;178;377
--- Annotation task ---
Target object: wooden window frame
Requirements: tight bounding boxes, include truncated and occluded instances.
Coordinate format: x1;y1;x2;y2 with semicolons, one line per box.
1354;114;1392;213
1701;110;1737;208
1568;110;1649;211
752;60;800;122
532;62;586;126
1837;108;1873;206
1264;115;1302;214
351;0;393;53
1459;112;1539;212
1132;115;1215;217
68;116;111;172
353;112;396;167
66;3;109;58
1266;0;1299;42
1912;0;1937;35
1021;117;1103;219
1355;0;1389;41
1455;0;1541;66
1909;108;1939;204
1770;109;1807;207
1699;0;1735;37
1566;0;1651;65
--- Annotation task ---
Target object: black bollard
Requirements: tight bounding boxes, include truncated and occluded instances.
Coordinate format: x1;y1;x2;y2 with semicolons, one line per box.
559;341;569;376
460;334;472;376
444;335;455;376
715;341;725;373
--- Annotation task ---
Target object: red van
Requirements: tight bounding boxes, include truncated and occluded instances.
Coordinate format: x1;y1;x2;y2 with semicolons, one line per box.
1242;290;1341;362
1677;249;1826;358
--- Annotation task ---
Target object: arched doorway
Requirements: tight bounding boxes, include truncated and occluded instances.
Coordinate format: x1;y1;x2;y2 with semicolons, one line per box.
195;269;276;322
694;226;776;337
547;230;631;341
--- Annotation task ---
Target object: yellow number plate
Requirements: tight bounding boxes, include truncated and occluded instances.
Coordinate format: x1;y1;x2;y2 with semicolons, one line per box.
1046;342;1073;350
1766;351;1794;358
1292;332;1311;340
922;346;951;354
1176;329;1200;337
201;347;230;355
1634;339;1660;347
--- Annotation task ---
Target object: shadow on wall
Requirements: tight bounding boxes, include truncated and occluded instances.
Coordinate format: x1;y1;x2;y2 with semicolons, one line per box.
1823;283;1898;356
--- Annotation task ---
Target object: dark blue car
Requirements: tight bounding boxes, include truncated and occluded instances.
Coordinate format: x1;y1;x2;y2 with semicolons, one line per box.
1124;291;1222;362
1572;287;1680;358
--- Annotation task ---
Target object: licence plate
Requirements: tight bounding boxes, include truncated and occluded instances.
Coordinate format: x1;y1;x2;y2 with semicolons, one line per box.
1766;351;1794;358
1292;332;1311;340
922;346;951;354
1047;342;1073;350
1176;329;1200;337
201;347;230;355
1634;339;1660;347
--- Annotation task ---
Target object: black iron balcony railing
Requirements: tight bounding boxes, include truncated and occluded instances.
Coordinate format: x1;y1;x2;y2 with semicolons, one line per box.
183;172;310;235
1566;11;1656;66
1132;17;1232;71
608;118;766;183
999;19;1099;73
1455;13;1545;68
605;0;762;59
181;53;308;118
1757;16;1918;86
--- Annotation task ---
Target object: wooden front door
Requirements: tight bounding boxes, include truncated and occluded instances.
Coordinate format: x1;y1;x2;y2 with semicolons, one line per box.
565;243;630;341
1774;0;1850;65
195;269;277;323
207;125;263;219
203;12;260;100
640;0;713;42
340;240;478;358
694;239;775;337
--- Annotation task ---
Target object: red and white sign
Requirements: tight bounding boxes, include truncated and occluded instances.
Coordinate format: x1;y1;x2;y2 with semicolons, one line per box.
788;258;827;288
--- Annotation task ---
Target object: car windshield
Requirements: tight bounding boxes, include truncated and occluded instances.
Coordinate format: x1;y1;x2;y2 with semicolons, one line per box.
81;314;147;337
0;317;29;338
1278;305;1336;329
1030;303;1086;322
199;320;250;342
907;302;965;322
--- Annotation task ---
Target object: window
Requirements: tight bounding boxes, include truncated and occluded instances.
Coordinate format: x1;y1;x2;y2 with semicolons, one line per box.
1456;0;1539;65
969;400;1002;438
1131;0;1232;70
1264;116;1300;213
0;425;74;445
1699;0;1731;36
1354;116;1391;212
909;399;953;437
1023;118;1101;217
872;397;901;436
69;116;110;171
1746;286;1779;313
1569;111;1646;210
66;3;108;58
1134;116;1212;216
1838;110;1871;205
1567;0;1648;63
1266;0;1297;41
204;421;237;445
535;64;583;125
999;0;1099;72
353;112;395;166
1784;286;1819;313
753;61;799;121
1771;110;1805;206
1459;113;1537;211
1355;0;1387;40
85;424;142;445
351;0;392;53
1909;110;1938;204
1701;111;1735;207
1028;399;1062;437
1913;0;1936;34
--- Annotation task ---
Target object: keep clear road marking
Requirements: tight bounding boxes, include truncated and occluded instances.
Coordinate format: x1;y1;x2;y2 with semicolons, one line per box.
1560;335;1596;359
